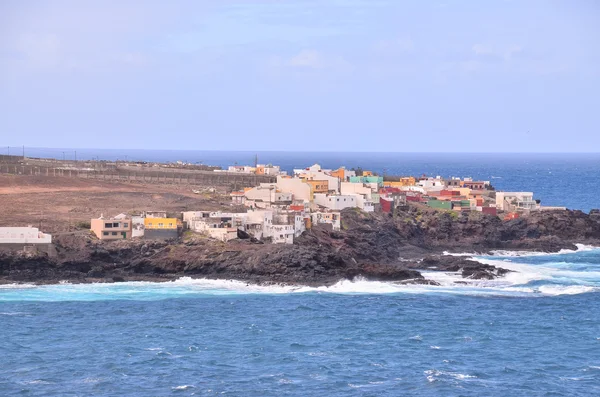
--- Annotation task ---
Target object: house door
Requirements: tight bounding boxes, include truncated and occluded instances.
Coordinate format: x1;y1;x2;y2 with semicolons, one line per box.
122;232;127;239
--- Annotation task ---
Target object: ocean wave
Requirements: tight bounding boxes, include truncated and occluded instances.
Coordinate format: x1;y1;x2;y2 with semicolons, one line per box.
424;369;477;383
1;245;599;302
444;244;599;258
1;275;595;301
0;283;37;289
172;385;195;391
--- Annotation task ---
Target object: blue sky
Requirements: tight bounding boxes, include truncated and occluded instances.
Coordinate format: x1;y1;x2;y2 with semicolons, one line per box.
1;0;598;152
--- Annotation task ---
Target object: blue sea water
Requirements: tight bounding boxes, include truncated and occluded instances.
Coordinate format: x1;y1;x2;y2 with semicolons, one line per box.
21;149;600;212
2;249;600;396
3;150;600;395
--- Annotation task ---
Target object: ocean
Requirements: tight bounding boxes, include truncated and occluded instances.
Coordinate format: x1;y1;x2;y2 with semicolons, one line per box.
20;149;600;212
2;151;600;396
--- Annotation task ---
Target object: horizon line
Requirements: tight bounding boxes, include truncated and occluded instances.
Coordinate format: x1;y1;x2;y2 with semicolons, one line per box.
3;146;600;155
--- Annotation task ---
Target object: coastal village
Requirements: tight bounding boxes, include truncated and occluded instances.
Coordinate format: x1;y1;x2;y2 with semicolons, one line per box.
0;161;567;250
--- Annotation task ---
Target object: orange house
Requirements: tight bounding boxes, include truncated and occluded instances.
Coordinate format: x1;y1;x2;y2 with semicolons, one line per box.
330;168;345;181
304;179;329;194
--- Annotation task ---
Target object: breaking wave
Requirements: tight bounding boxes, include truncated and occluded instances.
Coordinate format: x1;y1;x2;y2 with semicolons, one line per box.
0;246;598;301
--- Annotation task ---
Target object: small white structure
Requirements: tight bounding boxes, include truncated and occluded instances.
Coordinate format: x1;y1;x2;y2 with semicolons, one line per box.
230;191;246;205
313;193;357;211
417;178;445;192
143;211;167;219
225;165;255;174
271;225;295;244
257;164;285;176
341;182;374;198
131;215;145;238
351;194;375;212
311;211;341;231
244;185;293;209
0;227;52;244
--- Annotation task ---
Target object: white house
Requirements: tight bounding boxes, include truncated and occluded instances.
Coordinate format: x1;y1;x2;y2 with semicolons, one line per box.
417;178;445;193
256;164;285;176
311;211;341;231
351;194;375;212
276;176;312;202
341;182;374;198
244;185;293;209
0;227;52;244
271;225;295;244
313;193;357;211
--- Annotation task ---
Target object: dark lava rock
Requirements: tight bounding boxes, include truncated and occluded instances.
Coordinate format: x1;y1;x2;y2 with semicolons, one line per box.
1;206;598;286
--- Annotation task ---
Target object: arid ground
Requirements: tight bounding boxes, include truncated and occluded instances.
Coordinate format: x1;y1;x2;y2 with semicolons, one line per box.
0;175;231;233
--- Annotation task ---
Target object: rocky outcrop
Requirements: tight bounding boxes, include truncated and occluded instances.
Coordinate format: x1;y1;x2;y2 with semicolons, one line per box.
1;206;598;286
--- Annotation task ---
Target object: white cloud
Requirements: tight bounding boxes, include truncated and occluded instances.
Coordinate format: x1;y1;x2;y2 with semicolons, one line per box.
122;52;147;66
374;36;414;53
15;33;61;67
289;49;322;68
287;49;351;72
504;45;523;61
472;44;493;55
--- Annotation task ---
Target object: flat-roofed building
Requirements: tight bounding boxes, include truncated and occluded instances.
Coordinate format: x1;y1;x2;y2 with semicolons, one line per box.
91;216;132;240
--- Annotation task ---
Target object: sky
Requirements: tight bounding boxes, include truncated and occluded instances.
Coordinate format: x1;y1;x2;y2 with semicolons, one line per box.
0;0;599;152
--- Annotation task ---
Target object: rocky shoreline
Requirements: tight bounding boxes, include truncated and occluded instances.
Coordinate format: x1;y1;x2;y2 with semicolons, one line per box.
1;206;599;286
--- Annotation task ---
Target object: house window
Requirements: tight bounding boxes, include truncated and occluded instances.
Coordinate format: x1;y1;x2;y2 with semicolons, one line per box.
113;223;119;227
103;231;109;236
169;223;173;227
112;232;117;236
148;223;153;227
123;223;129;227
105;223;112;228
158;223;164;227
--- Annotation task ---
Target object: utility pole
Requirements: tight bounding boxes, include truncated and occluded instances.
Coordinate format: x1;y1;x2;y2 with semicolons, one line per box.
74;150;77;162
62;151;66;161
22;145;25;159
7;146;9;156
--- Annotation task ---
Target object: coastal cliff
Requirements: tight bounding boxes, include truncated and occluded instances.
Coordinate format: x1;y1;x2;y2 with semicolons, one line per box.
1;206;599;286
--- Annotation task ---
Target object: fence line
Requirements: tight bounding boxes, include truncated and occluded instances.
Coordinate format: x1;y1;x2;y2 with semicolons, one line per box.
0;165;275;188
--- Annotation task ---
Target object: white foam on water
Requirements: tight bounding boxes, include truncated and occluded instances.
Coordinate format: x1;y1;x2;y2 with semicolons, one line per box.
172;385;195;390
0;273;595;300
445;244;598;258
537;285;596;296
0;283;36;289
424;369;477;383
1;245;599;300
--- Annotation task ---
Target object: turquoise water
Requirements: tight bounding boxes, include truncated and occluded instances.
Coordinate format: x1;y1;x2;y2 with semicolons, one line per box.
1;249;600;396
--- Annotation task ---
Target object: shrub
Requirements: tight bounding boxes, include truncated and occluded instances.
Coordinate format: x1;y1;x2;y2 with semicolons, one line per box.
76;221;91;229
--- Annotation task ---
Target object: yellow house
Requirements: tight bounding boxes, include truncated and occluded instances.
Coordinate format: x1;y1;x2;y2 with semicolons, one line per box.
143;217;182;240
383;177;416;188
362;170;374;177
304;179;329;194
144;218;180;229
